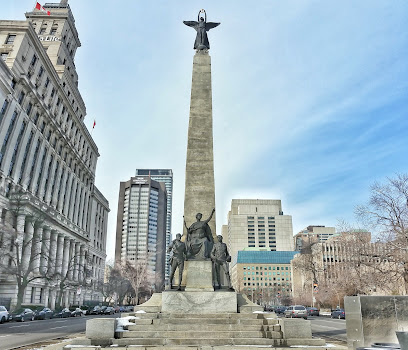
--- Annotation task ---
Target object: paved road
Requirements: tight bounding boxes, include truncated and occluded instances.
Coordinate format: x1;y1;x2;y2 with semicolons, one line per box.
0;314;116;350
309;316;347;343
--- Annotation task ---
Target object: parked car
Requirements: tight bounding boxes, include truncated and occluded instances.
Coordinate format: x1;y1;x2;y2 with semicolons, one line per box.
125;305;134;312
119;306;126;313
11;308;35;322
274;306;287;314
88;306;102;315
306;307;320;316
113;306;120;313
103;307;115;315
80;305;90;315
100;306;108;314
34;307;54;320
70;307;83;317
284;305;308;319
331;308;346;319
0;306;9;323
53;308;71;318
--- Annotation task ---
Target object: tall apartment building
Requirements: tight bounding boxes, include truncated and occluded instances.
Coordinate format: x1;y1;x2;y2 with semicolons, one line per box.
294;225;338;252
0;1;109;309
115;176;167;291
135;169;173;283
225;199;294;262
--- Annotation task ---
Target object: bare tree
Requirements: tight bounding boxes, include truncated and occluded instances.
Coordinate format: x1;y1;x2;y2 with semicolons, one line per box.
120;260;152;305
0;191;52;310
355;173;408;294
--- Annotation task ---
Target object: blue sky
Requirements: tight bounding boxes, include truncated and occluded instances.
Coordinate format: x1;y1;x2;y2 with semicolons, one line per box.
5;1;408;261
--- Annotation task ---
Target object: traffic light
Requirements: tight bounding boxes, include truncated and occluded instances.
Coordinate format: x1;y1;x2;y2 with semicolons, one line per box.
313;283;318;293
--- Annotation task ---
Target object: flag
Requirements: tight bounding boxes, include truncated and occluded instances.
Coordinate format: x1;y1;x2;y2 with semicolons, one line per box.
92;120;96;129
35;2;51;15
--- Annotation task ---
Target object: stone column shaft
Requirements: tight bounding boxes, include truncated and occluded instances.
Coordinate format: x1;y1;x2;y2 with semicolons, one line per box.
22;218;34;272
73;242;80;281
55;234;64;275
46;230;57;275
79;245;85;282
32;225;43;273
183;51;216;238
68;239;75;280
62;237;70;278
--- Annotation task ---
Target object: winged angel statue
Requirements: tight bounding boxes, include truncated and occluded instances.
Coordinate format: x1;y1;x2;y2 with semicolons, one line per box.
183;9;220;50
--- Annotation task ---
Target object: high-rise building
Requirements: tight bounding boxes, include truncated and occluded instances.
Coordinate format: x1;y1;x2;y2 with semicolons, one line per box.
0;1;109;309
115;176;167;291
294;225;338;252
225;200;294;262
135;169;173;283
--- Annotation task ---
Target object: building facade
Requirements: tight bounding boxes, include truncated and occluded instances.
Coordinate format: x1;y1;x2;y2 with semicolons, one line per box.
0;1;109;309
231;250;299;305
115;176;167;291
294;225;338;252
135;169;173;283
225;199;294;262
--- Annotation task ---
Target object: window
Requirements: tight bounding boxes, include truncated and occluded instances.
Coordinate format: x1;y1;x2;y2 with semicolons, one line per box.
45;77;50;87
1;52;8;61
30;54;37;67
0;99;9;123
8;121;27;176
39;28;46;34
5;34;16;44
33;112;39;125
26;102;33;115
18;91;25;105
50;28;57;35
38;66;44;77
0;111;18;166
50;88;55;97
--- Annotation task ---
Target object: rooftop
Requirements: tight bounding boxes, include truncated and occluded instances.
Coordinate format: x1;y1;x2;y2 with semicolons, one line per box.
233;250;299;265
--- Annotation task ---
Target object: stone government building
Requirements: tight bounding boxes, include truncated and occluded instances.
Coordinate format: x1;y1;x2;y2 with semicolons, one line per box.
0;1;109;308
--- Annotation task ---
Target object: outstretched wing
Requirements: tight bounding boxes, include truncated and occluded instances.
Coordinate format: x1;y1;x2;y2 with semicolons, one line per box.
183;21;198;29
206;22;220;31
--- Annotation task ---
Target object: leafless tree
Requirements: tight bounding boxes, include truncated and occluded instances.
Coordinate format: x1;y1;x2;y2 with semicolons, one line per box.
0;191;52;310
120;260;152;305
355;173;408;294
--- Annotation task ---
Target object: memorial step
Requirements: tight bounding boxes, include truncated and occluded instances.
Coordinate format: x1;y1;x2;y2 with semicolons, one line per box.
122;330;282;339
127;323;278;331
113;337;286;346
151;318;267;325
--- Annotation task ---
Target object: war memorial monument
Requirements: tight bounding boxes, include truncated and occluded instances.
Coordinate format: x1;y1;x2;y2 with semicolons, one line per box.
74;10;346;350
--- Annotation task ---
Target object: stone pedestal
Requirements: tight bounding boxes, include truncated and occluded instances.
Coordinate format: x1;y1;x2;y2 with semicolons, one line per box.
162;290;237;314
185;260;213;292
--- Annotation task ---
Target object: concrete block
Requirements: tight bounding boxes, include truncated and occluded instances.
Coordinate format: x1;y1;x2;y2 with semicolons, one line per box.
85;318;115;342
237;293;263;313
279;318;312;339
162;290;237;313
345;295;408;349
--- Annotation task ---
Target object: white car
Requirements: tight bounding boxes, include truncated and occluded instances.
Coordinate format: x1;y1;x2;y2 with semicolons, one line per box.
0;306;9;323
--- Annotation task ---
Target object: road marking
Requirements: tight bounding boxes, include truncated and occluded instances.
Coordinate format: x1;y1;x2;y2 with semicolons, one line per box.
312;324;342;330
0;334;11;338
48;326;68;330
54;320;68;323
9;324;31;328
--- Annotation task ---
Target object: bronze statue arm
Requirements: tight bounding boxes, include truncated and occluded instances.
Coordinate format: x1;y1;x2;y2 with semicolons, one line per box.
204;208;215;224
183;216;189;232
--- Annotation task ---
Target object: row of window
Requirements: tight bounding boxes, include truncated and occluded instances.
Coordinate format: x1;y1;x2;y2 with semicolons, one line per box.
243;266;289;271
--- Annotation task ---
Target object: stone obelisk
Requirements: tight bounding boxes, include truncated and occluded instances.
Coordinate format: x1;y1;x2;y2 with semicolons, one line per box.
183;50;216;239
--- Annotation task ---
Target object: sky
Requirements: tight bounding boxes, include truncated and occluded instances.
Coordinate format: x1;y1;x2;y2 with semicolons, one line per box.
4;1;408;261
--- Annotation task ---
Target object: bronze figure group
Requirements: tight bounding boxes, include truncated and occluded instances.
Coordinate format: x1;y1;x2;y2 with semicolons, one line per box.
168;209;233;291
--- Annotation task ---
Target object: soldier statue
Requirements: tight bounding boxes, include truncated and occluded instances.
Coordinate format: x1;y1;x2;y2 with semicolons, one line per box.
168;233;187;290
184;209;215;260
211;235;233;290
183;9;220;50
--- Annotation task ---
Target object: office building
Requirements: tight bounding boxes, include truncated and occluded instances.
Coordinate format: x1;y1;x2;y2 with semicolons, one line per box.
231;250;299;304
225;199;294;262
294;225;338;252
115;176;167;291
135;169;173;283
0;1;109;309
